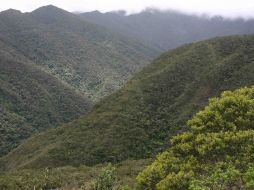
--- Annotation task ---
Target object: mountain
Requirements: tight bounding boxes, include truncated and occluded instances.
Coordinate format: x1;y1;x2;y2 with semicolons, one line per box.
0;5;158;156
2;34;254;170
80;9;254;51
0;5;158;102
0;39;90;157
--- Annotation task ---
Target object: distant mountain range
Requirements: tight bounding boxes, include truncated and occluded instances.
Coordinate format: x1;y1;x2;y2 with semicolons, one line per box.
2;34;254;170
80;9;254;51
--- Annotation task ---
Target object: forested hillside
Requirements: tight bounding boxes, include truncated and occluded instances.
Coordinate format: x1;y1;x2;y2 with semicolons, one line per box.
1;3;254;190
2;34;254;170
0;5;157;102
0;40;90;156
81;9;254;51
0;5;157;156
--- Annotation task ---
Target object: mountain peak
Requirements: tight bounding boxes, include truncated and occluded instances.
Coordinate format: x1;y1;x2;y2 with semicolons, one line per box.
30;5;73;24
33;5;61;11
0;9;22;15
90;10;101;14
31;5;69;15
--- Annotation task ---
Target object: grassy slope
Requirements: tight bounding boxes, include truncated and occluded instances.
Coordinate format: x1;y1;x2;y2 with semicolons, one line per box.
0;6;158;102
0;159;151;189
2;34;254;170
0;40;90;156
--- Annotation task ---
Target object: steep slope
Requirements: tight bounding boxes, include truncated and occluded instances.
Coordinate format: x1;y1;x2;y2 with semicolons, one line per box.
0;6;158;102
2;35;254;170
0;39;90;157
80;9;254;51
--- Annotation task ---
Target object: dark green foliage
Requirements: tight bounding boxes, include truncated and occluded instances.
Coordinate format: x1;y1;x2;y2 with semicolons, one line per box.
0;44;90;156
81;9;254;51
0;5;157;102
0;5;156;156
136;87;254;190
2;35;254;170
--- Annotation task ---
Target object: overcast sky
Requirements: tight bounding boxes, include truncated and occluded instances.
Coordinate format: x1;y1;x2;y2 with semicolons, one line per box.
1;0;254;18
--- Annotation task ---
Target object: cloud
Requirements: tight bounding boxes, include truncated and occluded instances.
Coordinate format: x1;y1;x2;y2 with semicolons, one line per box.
1;0;254;18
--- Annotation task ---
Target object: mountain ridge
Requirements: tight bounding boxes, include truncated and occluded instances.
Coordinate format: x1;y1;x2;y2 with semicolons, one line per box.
0;39;91;156
0;5;157;156
80;9;254;51
0;5;158;102
2;34;254;170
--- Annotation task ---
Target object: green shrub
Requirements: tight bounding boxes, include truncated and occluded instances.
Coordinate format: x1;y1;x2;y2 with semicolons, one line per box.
137;87;254;190
94;164;118;190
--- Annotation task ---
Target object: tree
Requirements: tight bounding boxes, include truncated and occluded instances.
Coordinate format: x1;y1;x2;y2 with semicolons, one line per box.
137;87;254;190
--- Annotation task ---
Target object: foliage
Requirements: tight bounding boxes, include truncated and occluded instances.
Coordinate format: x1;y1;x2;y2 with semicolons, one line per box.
0;5;156;156
189;164;243;190
0;159;150;190
0;5;157;102
136;87;254;190
244;166;254;188
94;164;117;190
0;48;90;156
117;185;131;190
2;34;254;169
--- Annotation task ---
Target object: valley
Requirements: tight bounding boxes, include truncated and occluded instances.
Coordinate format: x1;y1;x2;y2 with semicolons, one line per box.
1;4;254;190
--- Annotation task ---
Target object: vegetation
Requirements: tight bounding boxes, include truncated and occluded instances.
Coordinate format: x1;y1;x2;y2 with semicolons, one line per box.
2;7;254;189
93;164;117;190
0;159;151;189
137;87;254;190
2;5;254;190
0;5;157;102
0;5;156;156
2;35;254;169
0;41;90;156
81;9;254;51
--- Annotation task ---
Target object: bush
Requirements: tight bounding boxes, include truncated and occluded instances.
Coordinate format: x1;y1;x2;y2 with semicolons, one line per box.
94;164;118;190
137;87;254;190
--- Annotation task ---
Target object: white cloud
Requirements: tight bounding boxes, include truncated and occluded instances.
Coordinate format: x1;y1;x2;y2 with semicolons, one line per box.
0;0;254;18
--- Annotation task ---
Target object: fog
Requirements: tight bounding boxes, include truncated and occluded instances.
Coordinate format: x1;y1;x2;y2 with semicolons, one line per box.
1;0;254;18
